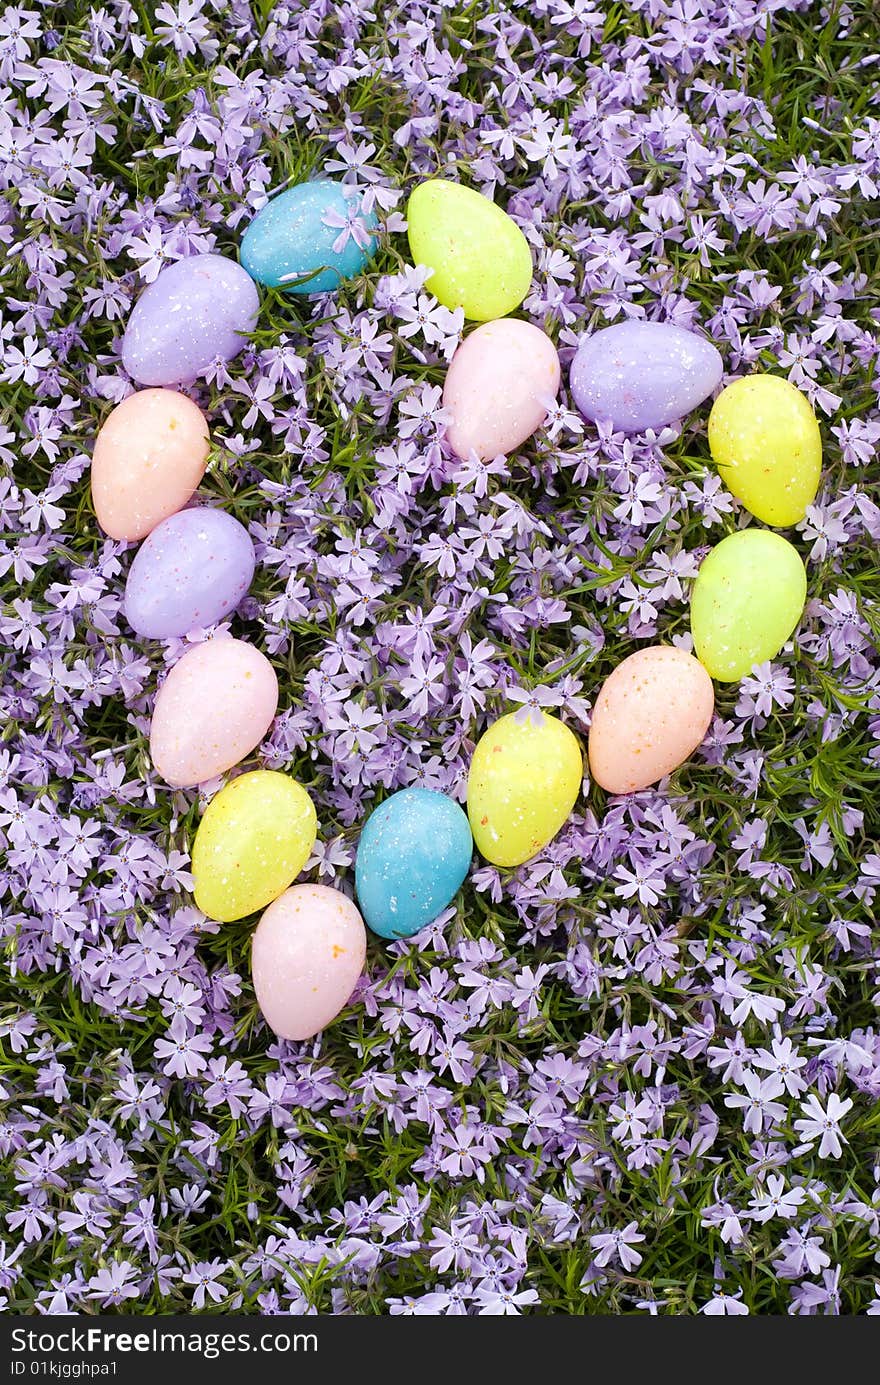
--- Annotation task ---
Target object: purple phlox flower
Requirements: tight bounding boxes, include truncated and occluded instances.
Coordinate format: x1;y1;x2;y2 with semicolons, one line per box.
168;1184;210;1217
792;817;837;873
473;1279;540;1315
396;293;462;351
320;202;374;255
2;335;53;386
248;1074;295;1129
735;662;795;723
700;1198;746;1247
613;854;666;907
154;1;219;61
793;1092;853;1158
702;1288;749;1315
589;1220;645;1271
121;1198;160;1264
86;1261;139;1307
724;1070;787;1134
510;964;549;1022
5;1195;54;1245
182;1259;228;1308
773;1226;832;1279
436;1122;494;1182
713;963;786;1026
788;1266;841;1315
153;1013;212;1079
450;450;510;498
388;1291;451;1316
748;1174;807;1223
609;1092;655;1145
0;1238;25;1291
428;1221;481;1274
509;684;569;726
752;1033;809;1096
397;382;451;438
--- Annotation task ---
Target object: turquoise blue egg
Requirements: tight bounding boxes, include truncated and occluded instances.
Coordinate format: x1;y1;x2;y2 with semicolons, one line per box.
240;179;377;295
355;788;473;940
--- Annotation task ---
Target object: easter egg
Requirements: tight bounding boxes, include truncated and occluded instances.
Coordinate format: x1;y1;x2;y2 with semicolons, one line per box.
708;374;822;526
355;788;473;940
588;646;714;795
407;179;533;321
91;389;210;542
467;711;582;868
443;320;560;461
125;508;255;639
121;253;259;387
251;884;367;1041
192;770;317;923
150;639;278;789
690;529;807;682
240;180;377;295
569;320;723;433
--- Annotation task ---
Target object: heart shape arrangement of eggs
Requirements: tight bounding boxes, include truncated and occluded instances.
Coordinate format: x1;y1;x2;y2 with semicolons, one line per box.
88;171;824;1047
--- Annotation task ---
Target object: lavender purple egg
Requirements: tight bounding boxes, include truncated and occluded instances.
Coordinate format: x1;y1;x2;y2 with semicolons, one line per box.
569;320;723;434
124;508;256;639
121;253;260;387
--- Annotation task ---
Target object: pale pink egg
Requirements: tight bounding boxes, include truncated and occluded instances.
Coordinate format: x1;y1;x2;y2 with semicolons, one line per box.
149;638;278;788
588;646;714;795
91;388;210;542
252;884;367;1041
443;319;560;461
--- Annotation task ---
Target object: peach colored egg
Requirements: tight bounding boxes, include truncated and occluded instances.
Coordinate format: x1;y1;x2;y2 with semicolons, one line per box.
251;884;367;1041
150;638;278;788
588;646;714;795
91;388;210;542
443;319;560;461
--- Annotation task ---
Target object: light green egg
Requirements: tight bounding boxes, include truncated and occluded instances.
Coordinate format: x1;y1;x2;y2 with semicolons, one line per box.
709;374;822;527
691;529;807;682
406;179;533;321
192;770;317;923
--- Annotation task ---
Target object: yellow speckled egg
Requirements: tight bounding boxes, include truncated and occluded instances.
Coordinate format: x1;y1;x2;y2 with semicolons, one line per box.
191;770;317;923
708;374;821;526
691;529;807;682
91;388;210;542
588;646;714;795
467;710;582;867
407;180;533;321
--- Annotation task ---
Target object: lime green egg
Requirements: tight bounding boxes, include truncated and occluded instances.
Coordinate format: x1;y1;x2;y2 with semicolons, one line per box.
192;770;317;923
406;179;533;321
467;711;582;867
691;529;807;682
708;374;821;526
